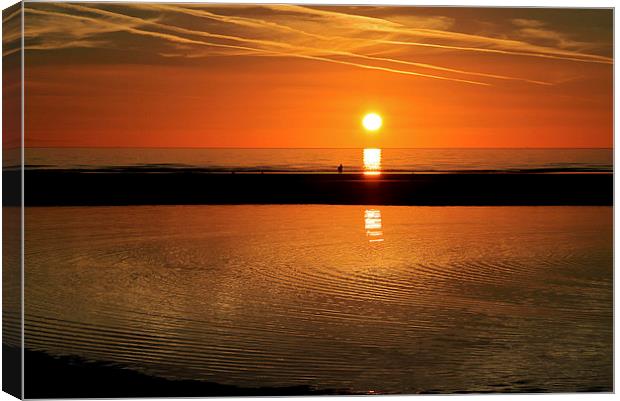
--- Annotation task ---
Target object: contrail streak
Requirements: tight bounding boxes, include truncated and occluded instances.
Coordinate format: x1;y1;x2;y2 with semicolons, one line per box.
33;4;490;86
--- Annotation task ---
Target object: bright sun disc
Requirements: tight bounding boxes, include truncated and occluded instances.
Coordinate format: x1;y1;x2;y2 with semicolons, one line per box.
362;113;382;131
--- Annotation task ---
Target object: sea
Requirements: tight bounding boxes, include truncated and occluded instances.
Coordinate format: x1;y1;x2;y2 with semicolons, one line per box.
22;147;613;172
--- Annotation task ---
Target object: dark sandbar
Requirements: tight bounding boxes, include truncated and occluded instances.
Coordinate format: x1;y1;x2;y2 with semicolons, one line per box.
6;170;613;206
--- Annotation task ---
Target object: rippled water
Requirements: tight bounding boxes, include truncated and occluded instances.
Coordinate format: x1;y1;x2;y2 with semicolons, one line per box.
25;205;612;393
24;147;612;172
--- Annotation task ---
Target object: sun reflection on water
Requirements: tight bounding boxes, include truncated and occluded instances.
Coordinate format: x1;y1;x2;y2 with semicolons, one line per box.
364;209;384;243
363;148;381;175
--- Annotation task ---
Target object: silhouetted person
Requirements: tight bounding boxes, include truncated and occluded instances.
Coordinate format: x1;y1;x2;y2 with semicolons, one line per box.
337;164;343;174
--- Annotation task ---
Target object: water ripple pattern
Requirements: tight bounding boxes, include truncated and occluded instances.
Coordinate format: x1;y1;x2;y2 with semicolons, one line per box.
25;205;612;393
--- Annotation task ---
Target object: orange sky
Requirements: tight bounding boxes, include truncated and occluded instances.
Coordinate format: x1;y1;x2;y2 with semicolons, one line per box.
17;3;613;148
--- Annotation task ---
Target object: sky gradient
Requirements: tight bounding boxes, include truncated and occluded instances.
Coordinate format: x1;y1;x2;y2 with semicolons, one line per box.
17;3;613;148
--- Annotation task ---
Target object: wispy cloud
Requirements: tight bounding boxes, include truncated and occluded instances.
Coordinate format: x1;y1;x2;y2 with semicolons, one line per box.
261;4;611;64
22;3;612;87
511;18;594;52
145;4;549;85
512;18;546;28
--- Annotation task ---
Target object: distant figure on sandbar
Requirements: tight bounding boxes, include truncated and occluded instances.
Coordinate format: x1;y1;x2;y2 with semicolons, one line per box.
337;164;343;174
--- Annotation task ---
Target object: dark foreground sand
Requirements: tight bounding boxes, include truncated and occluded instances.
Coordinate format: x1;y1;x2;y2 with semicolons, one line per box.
10;346;608;397
11;346;348;398
5;170;613;206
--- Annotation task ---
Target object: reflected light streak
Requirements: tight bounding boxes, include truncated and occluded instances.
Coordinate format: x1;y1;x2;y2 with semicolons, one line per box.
363;148;381;175
364;209;384;243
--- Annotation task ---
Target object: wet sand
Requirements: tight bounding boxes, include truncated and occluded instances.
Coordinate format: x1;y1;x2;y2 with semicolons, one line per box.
13;170;613;206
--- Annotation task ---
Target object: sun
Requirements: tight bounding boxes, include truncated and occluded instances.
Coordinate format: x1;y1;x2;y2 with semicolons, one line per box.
362;113;382;131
